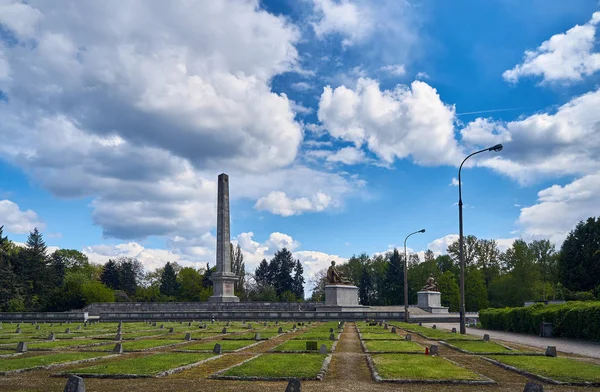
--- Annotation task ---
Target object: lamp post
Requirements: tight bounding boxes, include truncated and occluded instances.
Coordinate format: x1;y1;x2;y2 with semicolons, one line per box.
404;229;426;323
458;144;503;334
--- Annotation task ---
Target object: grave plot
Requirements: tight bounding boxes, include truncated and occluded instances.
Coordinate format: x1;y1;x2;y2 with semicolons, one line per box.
392;322;479;341
23;339;113;351
260;323;294;333
367;354;494;384
86;339;184;352
62;352;217;378
362;340;423;353
484;355;600;385
0;352;111;375
212;353;330;380
222;332;277;340
271;339;334;353
188;332;225;340
359;332;404;340
177;340;258;352
442;340;523;354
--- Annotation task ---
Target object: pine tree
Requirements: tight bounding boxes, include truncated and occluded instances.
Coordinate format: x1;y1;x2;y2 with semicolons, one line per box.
101;260;120;289
269;248;295;297
117;258;138;296
202;263;214;288
559;217;600;292
383;249;404;305
292;259;305;300
159;262;179;297
255;259;270;287
358;265;373;305
20;228;51;304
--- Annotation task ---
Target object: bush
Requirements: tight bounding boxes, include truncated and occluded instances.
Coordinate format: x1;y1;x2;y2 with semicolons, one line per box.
480;301;600;341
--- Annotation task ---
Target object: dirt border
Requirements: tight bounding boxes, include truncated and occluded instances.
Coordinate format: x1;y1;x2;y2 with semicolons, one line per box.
439;340;545;356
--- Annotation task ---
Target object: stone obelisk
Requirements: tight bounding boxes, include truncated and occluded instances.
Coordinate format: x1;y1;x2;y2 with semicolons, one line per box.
208;173;239;302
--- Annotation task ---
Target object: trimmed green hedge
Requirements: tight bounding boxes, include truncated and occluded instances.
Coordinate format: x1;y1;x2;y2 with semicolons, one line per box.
479;301;600;341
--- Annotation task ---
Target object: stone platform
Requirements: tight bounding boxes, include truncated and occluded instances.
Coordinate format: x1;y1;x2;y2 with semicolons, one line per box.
316;284;367;312
417;291;448;314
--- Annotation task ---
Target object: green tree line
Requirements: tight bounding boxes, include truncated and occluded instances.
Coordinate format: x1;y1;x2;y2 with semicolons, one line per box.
309;217;600;311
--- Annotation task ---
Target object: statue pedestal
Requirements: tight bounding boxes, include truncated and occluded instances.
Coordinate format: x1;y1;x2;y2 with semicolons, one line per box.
417;291;448;314
316;285;366;312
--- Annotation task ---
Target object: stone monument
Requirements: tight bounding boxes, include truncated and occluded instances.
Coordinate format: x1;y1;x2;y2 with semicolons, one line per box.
317;260;364;311
417;275;448;314
208;173;239;303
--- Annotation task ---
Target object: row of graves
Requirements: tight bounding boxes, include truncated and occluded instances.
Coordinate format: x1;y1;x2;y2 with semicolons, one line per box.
0;319;342;381
358;320;600;387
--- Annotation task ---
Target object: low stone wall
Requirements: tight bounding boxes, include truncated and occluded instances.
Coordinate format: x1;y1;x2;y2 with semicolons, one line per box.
0;312;88;322
83;301;319;313
96;310;405;321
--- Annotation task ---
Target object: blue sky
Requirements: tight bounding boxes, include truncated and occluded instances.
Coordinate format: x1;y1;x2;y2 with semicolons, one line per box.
1;0;599;291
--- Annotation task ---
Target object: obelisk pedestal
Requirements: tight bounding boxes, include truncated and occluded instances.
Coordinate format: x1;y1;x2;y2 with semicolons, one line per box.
208;173;239;303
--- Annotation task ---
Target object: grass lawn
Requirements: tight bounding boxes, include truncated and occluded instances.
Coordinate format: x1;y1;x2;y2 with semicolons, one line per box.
393;323;478;340
449;341;513;353
272;340;334;352
488;355;600;383
222;354;326;379
360;332;403;340
181;340;256;352
364;340;423;353
0;352;108;372
372;354;482;381
292;332;333;340
71;353;214;376
190;332;224;340
223;332;277;340
88;339;182;351
28;339;110;350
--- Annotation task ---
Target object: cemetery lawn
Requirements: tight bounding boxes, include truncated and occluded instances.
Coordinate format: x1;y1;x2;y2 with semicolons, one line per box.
28;339;110;350
487;355;600;383
222;354;326;379
0;352;108;372
449;341;513;353
394;323;479;340
292;332;334;340
272;340;334;352
360;332;403;340
71;353;214;376
372;354;482;381
224;332;277;340
364;340;423;353
181;340;256;351
88;339;182;351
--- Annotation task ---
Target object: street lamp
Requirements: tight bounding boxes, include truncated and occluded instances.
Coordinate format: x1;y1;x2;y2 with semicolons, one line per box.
404;229;426;323
458;143;503;334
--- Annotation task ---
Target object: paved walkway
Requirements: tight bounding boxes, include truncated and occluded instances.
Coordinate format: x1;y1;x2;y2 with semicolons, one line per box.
424;322;600;359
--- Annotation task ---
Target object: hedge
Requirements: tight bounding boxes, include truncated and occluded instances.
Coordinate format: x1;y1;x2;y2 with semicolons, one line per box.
479;301;600;341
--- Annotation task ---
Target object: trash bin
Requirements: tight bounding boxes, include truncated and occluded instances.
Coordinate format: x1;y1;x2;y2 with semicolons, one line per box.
539;322;553;337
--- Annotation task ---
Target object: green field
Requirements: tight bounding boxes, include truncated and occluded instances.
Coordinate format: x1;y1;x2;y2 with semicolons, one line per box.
272;340;334;352
393;323;479;340
88;339;183;351
181;340;256;352
71;353;214;376
360;332;403;340
372;354;483;380
488;355;600;383
0;352;109;372
363;340;423;353
221;354;326;379
449;340;513;353
292;331;334;340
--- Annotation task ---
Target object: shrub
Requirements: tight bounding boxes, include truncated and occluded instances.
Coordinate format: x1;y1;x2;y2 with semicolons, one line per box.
480;301;600;341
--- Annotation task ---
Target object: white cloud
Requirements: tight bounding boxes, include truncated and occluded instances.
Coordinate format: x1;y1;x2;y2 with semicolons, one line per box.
310;0;372;46
503;12;600;83
0;0;42;40
0;199;44;234
380;64;406;76
254;191;332;217
318;78;462;166
427;234;459;255
460;118;511;148
291;82;314;91
449;177;459;187
326;146;365;165
474;88;600;183
518;174;600;244
415;72;429;80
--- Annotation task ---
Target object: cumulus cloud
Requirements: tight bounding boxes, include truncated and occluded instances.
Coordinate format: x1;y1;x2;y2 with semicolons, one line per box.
310;0;372;46
380;64;406;76
503;12;600;83
318;78;462;166
518;174;600;244
471;88;600;183
427;234;459;255
255;191;332;216
0;199;44;234
449;177;459;187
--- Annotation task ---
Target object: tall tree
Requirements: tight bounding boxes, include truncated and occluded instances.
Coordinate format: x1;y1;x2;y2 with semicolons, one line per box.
530;239;557;300
254;259;270;287
269;248;296;297
383;249;404;305
437;271;460;312
177;267;203;301
559;217;600;292
19;228;51;305
447;235;479;266
231;243;246;296
292;259;305;300
159;262;179;297
358;265;373;305
475;239;502;288
100;260;120;290
117;258;138;296
465;267;489;311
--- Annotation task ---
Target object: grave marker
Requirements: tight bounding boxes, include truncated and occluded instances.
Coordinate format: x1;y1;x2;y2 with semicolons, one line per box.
113;343;123;354
213;343;222;354
545;346;557;357
63;375;86;392
285;378;301;392
405;334;412;341
319;344;327;354
523;382;544;392
184;333;191;341
483;334;490;342
16;342;27;353
429;345;439;356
